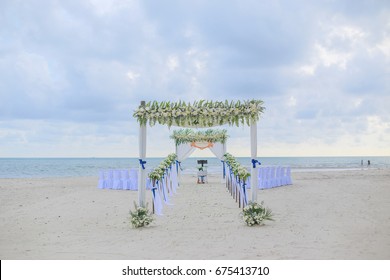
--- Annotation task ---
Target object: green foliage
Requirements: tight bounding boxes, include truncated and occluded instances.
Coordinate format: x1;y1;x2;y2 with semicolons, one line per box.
170;128;228;146
148;153;177;181
224;152;251;181
129;202;154;228
133;99;265;127
242;201;274;226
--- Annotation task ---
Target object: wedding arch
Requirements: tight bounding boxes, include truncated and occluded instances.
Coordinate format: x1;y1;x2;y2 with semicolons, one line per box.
133;99;265;207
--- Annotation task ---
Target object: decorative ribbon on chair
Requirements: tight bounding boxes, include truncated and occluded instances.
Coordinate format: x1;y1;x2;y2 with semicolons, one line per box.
152;181;163;215
139;159;146;169
251;159;261;168
190;141;214;150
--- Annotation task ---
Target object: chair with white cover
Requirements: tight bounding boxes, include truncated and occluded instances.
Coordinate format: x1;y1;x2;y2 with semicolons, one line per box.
271;166;279;188
129;168;138;190
283;166;292;185
257;167;263;189
112;170;122;190
264;166;272;189
280;167;286;185
275;166;282;187
106;170;114;189
121;169;131;190
98;170;106;189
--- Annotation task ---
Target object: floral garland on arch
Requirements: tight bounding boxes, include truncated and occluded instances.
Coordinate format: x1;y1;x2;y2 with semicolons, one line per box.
224;153;250;182
133;99;265;127
170;128;228;146
148;153;177;181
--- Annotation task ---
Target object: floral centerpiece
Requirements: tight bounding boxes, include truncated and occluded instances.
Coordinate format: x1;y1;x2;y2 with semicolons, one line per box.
129;202;154;228
242;201;274;226
133;99;265;127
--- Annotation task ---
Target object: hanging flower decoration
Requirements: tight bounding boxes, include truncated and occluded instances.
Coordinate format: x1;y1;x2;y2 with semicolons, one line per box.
148;153;177;181
133;100;265;128
224;153;251;181
170;128;228;146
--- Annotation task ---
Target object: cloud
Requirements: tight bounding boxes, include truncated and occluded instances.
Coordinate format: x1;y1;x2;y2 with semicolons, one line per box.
0;0;389;157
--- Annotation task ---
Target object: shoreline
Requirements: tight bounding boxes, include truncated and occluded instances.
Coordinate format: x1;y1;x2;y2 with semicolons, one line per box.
1;169;389;259
0;166;386;180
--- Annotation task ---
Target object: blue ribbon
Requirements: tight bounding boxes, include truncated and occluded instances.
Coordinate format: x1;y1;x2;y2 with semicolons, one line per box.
139;159;146;169
221;160;226;178
251;159;261;168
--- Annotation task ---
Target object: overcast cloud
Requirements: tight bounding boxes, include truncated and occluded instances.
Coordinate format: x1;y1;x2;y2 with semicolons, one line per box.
0;0;389;157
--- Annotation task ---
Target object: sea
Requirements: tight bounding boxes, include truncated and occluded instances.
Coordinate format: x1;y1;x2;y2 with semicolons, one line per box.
0;156;389;179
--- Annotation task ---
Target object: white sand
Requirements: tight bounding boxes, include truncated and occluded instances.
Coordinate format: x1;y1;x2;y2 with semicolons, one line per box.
1;169;389;259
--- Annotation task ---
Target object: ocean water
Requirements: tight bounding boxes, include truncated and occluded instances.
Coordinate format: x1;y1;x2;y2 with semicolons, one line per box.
0;157;389;178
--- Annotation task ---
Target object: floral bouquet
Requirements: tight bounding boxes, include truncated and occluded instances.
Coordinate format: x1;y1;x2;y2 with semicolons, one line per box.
129;202;154;228
242;201;274;226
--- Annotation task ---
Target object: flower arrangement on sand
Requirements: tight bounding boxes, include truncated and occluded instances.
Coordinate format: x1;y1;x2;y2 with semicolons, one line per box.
133;100;265;127
242;201;274;226
129;202;154;228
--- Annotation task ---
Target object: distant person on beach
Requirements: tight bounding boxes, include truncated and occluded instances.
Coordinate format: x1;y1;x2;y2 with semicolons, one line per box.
368;160;371;166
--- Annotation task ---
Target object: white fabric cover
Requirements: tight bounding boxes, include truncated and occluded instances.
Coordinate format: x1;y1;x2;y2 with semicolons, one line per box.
176;142;226;161
208;142;226;160
98;170;106;189
176;143;196;161
256;166;293;189
152;185;163;215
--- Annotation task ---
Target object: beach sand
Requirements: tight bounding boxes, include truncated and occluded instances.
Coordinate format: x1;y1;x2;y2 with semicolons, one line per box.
0;169;389;260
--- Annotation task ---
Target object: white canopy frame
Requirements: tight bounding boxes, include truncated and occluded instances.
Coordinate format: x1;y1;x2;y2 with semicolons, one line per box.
134;100;264;207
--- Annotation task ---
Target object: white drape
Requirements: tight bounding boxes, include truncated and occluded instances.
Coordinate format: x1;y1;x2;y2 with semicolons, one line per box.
176;142;227;161
176;143;196;161
208;142;226;160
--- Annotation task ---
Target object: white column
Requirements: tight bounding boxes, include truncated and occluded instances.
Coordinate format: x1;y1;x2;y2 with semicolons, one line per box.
138;101;147;207
250;122;258;202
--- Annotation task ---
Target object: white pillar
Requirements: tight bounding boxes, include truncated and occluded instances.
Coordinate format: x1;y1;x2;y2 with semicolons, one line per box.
250;122;258;202
138;101;147;207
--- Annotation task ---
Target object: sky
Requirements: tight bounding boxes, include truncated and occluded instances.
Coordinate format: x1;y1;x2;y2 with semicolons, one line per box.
0;0;389;157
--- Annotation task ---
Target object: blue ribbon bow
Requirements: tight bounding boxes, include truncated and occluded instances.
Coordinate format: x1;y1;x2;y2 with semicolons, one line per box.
139;159;146;169
251;159;261;168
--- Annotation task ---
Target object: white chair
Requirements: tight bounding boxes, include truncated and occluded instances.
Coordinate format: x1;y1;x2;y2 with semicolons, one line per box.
275;166;282;187
271;166;278;188
258;167;265;189
285;166;292;185
151;184;163;215
106;170;113;189
112;170;122;190
121;169;131;190
129;168;138;190
261;167;269;188
280;167;286;185
98;170;106;189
